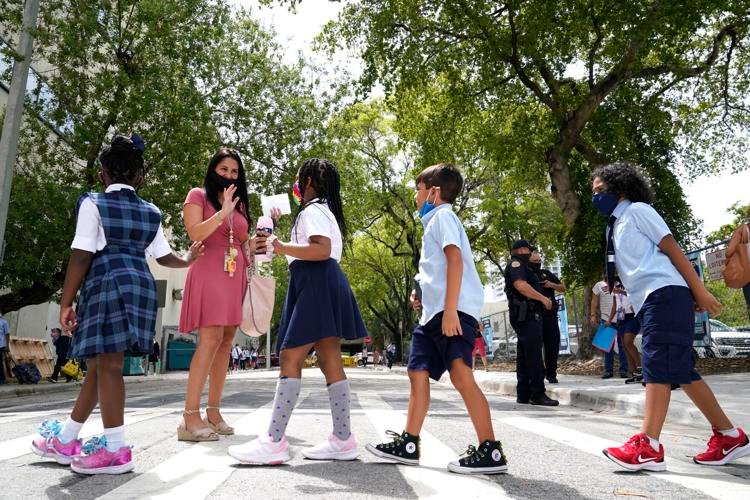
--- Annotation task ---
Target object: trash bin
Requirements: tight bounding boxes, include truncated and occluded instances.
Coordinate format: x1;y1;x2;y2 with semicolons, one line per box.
123;356;145;376
167;339;196;370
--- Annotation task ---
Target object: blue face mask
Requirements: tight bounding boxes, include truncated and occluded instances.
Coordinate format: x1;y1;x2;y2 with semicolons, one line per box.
418;198;436;218
592;192;619;217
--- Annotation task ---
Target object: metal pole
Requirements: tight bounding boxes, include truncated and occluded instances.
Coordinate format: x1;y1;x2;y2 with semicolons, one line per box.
0;0;41;266
266;332;270;369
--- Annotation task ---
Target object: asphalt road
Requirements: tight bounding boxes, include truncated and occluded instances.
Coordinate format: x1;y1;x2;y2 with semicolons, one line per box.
0;369;748;499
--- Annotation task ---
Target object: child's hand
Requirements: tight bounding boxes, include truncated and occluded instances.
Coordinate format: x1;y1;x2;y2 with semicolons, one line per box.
442;310;462;337
694;290;722;317
271;236;284;254
186;241;204;264
60;307;78;335
270;207;282;224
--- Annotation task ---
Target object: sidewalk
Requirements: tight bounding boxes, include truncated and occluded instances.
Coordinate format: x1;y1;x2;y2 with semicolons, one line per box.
0;368;280;402
369;365;750;429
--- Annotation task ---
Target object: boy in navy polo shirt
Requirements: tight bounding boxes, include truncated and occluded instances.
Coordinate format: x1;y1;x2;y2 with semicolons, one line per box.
592;162;749;471
365;163;508;475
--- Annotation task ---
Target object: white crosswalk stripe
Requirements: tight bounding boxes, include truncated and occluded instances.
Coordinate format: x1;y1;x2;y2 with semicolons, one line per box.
1;394;748;499
362;395;511;499
501;416;750;500
0;409;173;462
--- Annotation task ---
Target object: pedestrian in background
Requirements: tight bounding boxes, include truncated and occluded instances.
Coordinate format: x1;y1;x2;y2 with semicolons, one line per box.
612;284;642;384
0;311;9;385
505;240;558;406
49;328;73;383
29;134;203;474
529;250;565;384
385;342;396;370
591;277;628;378
472;323;489;372
592;161;750;471
148;340;160;376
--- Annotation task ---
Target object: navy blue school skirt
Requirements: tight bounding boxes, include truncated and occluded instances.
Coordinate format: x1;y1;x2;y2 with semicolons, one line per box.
637;286;701;385
276;259;367;353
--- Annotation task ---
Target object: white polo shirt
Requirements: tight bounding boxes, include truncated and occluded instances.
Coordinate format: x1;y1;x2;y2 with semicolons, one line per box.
415;204;484;325
288;199;343;263
71;184;172;259
610;200;688;313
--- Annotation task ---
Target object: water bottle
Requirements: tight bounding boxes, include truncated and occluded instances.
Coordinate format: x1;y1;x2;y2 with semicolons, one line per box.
255;215;274;263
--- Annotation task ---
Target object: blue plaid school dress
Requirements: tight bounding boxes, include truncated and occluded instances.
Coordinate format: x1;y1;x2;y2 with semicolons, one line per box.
69;190;161;358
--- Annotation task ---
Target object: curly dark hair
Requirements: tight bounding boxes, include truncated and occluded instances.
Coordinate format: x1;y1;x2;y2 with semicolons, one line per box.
591;161;653;204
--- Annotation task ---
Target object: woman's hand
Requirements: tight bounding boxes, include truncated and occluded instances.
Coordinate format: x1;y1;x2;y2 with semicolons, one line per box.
219;185;239;219
60;307;78;335
186;241;204;264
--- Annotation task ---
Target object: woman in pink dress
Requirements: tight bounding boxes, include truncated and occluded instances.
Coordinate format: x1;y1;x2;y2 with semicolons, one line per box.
178;148;255;441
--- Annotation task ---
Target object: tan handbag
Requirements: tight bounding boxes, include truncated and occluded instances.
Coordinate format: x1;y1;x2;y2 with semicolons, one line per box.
240;264;276;337
722;223;750;288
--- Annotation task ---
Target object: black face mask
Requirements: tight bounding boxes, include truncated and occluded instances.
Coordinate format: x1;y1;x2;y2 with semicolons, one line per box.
529;262;542;271
208;169;237;191
515;253;531;263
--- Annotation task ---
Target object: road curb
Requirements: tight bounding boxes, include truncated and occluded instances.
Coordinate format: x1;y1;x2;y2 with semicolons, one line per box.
366;365;704;426
0;374;178;401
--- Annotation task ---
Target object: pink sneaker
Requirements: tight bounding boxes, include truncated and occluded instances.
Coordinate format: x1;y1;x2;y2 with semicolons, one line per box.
70;436;134;475
30;420;82;465
301;433;359;460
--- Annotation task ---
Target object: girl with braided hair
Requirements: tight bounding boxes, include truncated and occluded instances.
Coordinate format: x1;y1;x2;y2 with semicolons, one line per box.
228;158;367;465
30;134;204;474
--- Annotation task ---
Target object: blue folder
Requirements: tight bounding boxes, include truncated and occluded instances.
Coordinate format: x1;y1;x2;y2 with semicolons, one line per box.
592;324;617;353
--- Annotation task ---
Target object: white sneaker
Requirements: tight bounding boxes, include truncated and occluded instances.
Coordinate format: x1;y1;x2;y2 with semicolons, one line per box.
302;433;359;461
227;434;290;465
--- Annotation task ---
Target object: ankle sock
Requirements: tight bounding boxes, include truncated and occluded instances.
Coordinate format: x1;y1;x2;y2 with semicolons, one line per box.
647;435;660;452
267;377;301;442
104;425;126;452
327;379;352;440
59;417;83;443
719;427;740;438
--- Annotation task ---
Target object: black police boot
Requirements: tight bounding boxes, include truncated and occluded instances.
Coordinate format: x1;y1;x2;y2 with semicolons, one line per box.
530;394;560;406
365;430;420;465
447;440;508;475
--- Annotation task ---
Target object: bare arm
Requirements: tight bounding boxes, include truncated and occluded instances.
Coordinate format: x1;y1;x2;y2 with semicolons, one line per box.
59;249;94;334
155;241;205;268
544;280;566;293
658;235;722;316
441;245;463;336
607;299;616;325
590;293;600;325
513;280;553;309
273;235;332;261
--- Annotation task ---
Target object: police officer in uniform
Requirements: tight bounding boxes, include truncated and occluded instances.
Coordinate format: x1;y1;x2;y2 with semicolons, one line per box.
529;251;566;384
504;240;559;406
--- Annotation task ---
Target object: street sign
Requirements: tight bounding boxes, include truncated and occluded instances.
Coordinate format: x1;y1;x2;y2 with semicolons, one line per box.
687;251;711;347
704;248;726;281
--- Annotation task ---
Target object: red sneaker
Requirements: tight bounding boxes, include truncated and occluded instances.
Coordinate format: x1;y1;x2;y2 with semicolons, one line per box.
603;433;666;471
693;427;750;466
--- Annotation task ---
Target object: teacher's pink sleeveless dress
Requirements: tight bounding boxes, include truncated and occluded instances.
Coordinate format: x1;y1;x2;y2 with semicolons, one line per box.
179;188;249;332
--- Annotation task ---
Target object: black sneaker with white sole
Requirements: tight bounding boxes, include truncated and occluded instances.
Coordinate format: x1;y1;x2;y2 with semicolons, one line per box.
447;440;508;475
365;430;420;465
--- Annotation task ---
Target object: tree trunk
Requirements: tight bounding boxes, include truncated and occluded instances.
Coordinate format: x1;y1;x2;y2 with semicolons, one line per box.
576;286;596;360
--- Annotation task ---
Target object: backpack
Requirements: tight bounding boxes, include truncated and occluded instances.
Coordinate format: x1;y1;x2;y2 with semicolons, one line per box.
722;224;750;289
11;361;42;384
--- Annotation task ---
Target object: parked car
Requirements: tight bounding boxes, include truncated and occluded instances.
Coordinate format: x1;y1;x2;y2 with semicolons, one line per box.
707;319;750;358
256;353;280;367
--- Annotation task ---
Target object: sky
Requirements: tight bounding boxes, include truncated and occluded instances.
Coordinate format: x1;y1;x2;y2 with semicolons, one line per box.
237;0;750;236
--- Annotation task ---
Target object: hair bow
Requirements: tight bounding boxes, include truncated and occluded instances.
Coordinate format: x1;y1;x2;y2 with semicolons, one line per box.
130;133;145;152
